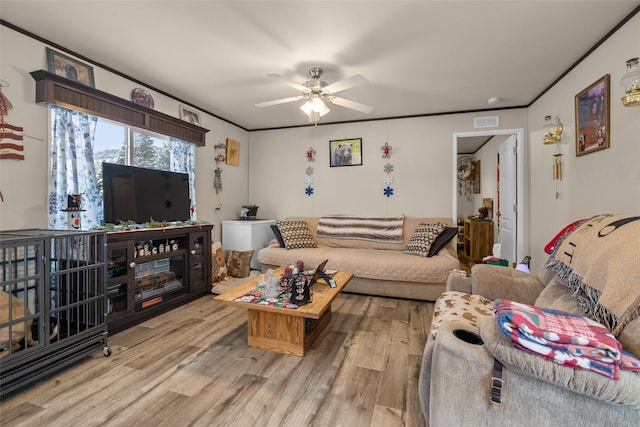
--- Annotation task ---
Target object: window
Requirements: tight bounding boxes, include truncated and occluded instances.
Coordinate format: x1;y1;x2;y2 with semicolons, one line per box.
49;107;197;230
93;119;173;196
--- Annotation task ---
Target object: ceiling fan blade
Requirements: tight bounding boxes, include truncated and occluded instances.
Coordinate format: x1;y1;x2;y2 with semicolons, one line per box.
255;96;303;108
329;96;374;113
324;74;368;94
267;73;308;92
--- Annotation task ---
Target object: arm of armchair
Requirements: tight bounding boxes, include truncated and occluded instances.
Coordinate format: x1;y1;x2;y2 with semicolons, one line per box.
462;264;544;304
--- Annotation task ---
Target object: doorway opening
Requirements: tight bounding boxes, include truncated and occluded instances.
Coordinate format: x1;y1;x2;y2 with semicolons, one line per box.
453;128;524;266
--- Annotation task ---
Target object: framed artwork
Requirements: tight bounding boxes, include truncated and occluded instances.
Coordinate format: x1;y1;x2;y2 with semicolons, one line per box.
226;138;240;166
329;138;363;167
46;47;95;87
179;104;202;126
575;74;610;156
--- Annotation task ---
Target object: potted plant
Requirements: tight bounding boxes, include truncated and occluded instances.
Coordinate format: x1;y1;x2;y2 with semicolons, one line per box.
242;204;259;219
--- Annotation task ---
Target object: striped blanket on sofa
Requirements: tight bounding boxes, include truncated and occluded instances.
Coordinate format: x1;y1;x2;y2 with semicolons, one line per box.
316;215;404;243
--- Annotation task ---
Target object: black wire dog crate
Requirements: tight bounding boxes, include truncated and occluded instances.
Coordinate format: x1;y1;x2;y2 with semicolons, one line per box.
0;229;110;398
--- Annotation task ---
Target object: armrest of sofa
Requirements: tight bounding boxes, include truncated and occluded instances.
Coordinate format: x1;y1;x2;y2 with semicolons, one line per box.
446;272;472;293
466;264;544;304
479;316;640;406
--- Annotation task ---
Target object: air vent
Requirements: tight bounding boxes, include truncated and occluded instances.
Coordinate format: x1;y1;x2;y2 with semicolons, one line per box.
474;116;500;128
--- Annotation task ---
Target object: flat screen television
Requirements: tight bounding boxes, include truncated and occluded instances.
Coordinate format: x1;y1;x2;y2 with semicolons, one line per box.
102;162;191;224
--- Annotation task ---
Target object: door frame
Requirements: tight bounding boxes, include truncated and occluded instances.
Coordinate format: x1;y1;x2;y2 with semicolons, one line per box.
452;128;525;262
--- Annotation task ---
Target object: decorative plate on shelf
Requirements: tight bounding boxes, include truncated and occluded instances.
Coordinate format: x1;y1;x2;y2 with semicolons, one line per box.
131;88;154;109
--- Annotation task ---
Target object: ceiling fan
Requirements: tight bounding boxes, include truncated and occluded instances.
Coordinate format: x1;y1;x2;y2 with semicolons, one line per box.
255;67;373;122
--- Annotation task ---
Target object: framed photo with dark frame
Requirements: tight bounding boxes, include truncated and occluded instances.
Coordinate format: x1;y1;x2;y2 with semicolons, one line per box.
46;47;95;88
329;138;363;167
575;74;610;156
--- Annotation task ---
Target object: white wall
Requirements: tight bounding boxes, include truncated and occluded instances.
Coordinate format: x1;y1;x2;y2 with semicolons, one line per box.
0;26;249;239
526;12;640;272
249;111;527;223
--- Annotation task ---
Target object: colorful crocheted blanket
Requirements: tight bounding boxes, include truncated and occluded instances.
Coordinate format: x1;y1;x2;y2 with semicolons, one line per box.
495;299;640;379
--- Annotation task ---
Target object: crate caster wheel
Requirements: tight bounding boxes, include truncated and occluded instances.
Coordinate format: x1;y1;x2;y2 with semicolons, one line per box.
103;347;112;357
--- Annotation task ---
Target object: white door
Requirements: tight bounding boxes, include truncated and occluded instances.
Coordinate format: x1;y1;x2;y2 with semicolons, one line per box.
498;135;517;263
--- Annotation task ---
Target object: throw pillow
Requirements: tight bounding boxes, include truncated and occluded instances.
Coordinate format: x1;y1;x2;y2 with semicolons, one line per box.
270;224;285;248
427;227;458;257
277;220;318;250
226;250;254;278
403;222;447;257
211;241;227;283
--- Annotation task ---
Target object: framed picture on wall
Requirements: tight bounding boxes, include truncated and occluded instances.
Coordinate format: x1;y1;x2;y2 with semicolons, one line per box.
179;104;202;126
46;47;95;87
226;138;240;166
329;138;363;167
575;74;610;156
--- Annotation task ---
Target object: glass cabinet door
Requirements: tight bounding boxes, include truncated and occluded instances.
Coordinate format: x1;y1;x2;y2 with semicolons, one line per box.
106;242;132;317
189;231;210;292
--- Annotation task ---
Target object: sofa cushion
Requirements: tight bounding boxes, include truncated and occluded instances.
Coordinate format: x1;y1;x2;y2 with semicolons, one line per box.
277;220;318;249
270;224;285;247
480;316;640;406
404;222;447;257
428;227;458;257
258;245;459;284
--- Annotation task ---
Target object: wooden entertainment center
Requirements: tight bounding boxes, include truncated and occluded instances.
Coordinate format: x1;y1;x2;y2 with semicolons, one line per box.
105;224;212;334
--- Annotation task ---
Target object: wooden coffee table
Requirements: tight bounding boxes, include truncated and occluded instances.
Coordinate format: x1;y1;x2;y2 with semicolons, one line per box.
214;268;353;356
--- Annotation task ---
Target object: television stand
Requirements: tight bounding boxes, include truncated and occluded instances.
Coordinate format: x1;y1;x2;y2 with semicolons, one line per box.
105;224;212;334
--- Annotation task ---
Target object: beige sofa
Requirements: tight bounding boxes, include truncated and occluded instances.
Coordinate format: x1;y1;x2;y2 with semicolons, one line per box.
257;216;460;301
419;214;640;426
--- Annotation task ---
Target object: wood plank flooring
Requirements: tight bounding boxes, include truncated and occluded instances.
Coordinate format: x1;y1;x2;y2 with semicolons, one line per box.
0;292;433;427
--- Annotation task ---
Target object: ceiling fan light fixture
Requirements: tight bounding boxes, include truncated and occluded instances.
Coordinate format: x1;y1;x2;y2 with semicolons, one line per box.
300;95;330;118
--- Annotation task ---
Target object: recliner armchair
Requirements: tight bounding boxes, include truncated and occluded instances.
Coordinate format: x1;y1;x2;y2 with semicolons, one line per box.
419;214;640;426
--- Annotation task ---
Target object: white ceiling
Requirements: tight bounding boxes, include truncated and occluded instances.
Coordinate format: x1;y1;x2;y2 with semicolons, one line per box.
1;1;638;133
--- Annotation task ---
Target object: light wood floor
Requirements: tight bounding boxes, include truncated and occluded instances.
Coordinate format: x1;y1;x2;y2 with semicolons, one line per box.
1;292;433;427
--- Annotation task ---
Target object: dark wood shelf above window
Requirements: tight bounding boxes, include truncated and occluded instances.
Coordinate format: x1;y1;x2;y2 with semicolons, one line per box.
30;70;208;146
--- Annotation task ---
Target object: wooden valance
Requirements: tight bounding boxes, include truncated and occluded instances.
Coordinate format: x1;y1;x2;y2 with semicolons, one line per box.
30;70;208;146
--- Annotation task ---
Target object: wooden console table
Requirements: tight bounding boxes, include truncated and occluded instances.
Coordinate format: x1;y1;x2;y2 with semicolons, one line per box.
463;219;494;260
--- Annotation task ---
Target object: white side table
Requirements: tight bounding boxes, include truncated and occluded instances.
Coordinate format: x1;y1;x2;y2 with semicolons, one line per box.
221;219;277;270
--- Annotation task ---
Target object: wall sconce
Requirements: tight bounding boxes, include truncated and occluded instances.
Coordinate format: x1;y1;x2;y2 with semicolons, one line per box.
381;142;392;158
306;147;316;162
621;57;640;107
541;115;563;145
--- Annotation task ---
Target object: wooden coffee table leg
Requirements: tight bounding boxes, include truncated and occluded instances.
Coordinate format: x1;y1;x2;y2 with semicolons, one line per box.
246;307;332;356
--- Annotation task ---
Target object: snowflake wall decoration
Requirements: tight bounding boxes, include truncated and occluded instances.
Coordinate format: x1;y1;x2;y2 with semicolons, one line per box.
306;166;314;175
305;175;313;185
384;163;394;174
305;186;314;196
383;175;393;185
383;186;394;197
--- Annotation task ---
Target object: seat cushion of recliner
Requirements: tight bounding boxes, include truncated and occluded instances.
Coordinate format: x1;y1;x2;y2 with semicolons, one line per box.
480;316;640;406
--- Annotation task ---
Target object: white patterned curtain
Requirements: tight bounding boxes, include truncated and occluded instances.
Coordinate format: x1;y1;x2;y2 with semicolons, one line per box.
48;106;101;229
170;137;197;220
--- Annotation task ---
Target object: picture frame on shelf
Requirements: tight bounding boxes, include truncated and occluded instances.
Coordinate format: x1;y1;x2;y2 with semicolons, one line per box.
575;74;610;156
179;104;202;126
329;138;363;167
46;47;95;87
